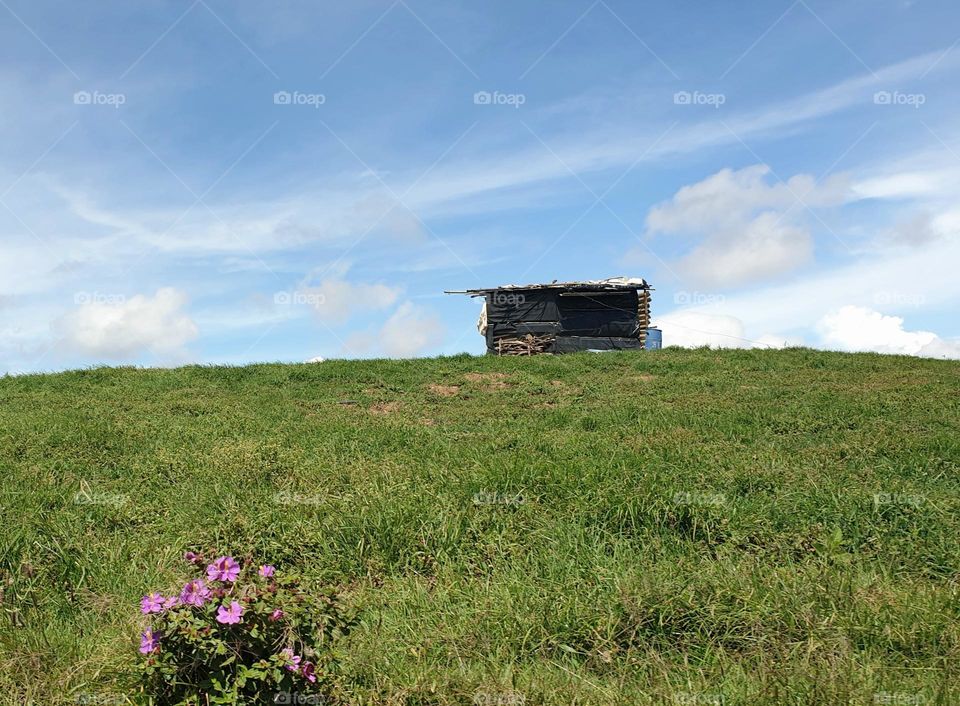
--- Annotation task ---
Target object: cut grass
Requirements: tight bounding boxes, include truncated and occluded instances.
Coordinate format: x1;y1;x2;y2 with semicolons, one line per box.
0;348;958;704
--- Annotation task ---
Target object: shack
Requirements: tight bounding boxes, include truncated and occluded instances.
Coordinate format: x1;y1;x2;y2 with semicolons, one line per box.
447;277;659;355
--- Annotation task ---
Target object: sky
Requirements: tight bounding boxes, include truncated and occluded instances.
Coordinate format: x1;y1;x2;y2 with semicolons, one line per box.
2;0;959;373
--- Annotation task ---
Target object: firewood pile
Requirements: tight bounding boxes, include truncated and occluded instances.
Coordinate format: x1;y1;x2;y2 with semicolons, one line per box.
638;289;651;348
494;334;555;356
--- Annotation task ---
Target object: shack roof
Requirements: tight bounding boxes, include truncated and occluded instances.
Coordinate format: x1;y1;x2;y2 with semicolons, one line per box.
446;276;651;297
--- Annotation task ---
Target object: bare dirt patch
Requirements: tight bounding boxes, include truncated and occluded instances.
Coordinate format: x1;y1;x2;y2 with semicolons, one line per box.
465;372;512;390
428;384;460;397
369;401;402;415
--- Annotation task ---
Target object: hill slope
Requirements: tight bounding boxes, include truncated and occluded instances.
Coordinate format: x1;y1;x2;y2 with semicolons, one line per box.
1;349;959;704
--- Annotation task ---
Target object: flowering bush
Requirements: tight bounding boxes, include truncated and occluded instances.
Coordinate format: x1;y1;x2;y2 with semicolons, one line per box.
137;551;354;704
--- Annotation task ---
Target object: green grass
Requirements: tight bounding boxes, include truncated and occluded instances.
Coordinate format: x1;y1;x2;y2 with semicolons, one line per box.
1;348;958;705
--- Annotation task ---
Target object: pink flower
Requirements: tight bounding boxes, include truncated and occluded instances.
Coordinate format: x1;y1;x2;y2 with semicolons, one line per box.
280;648;301;672
139;628;160;654
258;564;275;578
269;609;284;622
216;600;244;624
162;595;180;609
301;661;316;683
206;556;241;582
140;593;165;614
183;551;200;564
180;579;211;607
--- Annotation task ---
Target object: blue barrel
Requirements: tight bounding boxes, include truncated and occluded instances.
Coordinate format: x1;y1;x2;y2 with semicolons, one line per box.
644;327;662;350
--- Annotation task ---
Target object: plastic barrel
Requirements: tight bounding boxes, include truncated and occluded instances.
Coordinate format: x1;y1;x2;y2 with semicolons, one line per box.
644;327;662;350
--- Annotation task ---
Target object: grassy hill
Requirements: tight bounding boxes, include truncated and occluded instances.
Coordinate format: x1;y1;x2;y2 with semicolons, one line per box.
1;348;958;705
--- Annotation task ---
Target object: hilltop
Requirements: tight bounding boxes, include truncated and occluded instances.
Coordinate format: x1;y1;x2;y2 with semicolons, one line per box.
1;348;958;704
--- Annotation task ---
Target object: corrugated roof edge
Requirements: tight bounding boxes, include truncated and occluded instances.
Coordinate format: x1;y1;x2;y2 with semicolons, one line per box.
445;276;651;295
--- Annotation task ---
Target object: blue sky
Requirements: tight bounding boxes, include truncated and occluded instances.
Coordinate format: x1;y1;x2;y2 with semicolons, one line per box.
2;0;960;373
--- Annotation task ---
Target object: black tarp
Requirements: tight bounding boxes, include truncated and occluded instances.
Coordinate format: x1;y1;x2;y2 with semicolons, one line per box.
556;291;640;337
485;290;559;322
483;288;643;353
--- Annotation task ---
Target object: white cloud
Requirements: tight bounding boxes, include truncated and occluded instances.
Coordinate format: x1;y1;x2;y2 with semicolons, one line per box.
654;311;751;348
852;171;953;200
641;165;850;287
676;213;813;288
297;278;402;325
653;310;794;349
646;165;848;234
654;304;960;360
690;235;960;334
817;305;960;359
647;234;960;360
379;302;444;357
655;234;960;359
55;288;198;359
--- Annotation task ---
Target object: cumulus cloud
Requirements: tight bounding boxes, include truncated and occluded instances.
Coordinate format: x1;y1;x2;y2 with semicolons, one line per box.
677;213;812;288
817;305;960;359
344;301;444;358
653;310;795;349
646;165;847;232
380;302;444;357
654;304;960;359
640;165;850;288
55;288;198;359
296;278;402;324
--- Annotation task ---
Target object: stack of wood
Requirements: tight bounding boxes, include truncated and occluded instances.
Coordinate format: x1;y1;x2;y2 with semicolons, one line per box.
495;334;555;356
638;289;651;348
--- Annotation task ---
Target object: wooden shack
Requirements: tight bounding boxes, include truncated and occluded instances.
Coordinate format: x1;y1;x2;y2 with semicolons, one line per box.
447;277;654;355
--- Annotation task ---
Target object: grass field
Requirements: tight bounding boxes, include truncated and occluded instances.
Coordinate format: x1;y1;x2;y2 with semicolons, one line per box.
1;348;958;705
